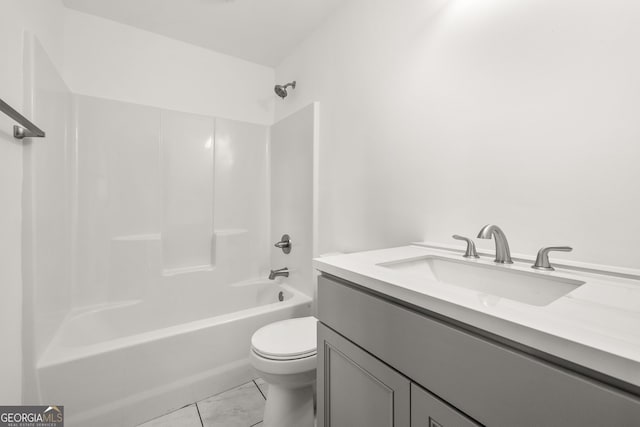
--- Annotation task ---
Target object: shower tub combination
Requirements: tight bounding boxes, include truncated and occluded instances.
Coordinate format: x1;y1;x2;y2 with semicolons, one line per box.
37;280;311;427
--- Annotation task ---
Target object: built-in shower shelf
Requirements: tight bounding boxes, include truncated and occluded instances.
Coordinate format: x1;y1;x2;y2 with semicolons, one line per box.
214;228;249;236
112;234;161;241
162;264;215;277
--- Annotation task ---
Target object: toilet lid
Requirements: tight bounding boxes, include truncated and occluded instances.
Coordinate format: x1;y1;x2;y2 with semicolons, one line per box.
251;316;317;360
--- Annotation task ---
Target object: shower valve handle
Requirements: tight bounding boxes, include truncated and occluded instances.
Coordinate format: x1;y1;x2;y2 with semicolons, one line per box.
274;234;292;254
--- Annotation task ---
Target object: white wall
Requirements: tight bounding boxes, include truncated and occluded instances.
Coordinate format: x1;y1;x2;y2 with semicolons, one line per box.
0;0;67;405
275;0;640;269
64;9;275;125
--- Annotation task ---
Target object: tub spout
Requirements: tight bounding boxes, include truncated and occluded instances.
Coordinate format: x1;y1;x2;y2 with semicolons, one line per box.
269;267;289;280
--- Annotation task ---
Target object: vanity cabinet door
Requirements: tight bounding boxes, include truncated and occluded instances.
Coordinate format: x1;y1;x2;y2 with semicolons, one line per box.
317;323;410;427
411;384;479;427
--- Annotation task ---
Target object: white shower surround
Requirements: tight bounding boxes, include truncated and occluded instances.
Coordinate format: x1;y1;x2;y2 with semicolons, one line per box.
29;94;314;427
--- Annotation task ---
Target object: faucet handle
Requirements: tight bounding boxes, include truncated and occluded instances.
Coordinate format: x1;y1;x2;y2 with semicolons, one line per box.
452;235;479;258
274;234;292;254
532;246;572;271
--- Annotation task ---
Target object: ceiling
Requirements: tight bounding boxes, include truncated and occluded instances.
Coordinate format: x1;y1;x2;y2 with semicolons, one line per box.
62;0;345;67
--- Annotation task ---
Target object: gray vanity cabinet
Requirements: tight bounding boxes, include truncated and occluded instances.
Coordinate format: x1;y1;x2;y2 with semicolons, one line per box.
318;321;479;427
316;274;640;427
317;323;410;427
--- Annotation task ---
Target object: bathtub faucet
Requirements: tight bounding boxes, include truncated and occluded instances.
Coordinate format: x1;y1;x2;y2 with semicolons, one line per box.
269;267;289;280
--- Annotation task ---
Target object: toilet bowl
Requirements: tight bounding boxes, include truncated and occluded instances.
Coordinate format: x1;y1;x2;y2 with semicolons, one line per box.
250;316;317;427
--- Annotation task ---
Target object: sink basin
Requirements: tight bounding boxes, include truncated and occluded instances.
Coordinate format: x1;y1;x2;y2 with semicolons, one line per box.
378;256;585;306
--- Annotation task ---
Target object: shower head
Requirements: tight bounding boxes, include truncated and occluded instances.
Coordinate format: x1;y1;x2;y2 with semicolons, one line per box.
274;81;296;99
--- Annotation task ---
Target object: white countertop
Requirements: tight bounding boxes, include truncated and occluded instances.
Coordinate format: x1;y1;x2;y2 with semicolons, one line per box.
313;244;640;393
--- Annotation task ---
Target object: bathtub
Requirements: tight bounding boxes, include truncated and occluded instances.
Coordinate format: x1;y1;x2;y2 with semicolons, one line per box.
36;280;312;427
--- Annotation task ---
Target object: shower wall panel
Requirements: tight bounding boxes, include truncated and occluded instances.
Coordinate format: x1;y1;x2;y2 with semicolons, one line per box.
75;96;162;306
213;119;270;284
270;103;316;298
21;35;74;402
161;111;215;274
73;96;269;307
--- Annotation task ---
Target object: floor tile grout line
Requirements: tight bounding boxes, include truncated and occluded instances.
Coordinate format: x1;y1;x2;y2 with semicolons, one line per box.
196;379;257;408
253;379;267;400
141;380;263;426
195;402;205;427
136;403;194;426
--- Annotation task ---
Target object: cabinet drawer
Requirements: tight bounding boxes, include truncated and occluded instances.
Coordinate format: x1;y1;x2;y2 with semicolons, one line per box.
411;383;479;427
318;275;640;427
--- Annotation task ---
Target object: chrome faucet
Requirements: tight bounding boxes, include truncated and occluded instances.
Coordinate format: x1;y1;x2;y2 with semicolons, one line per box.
269;267;290;280
477;224;513;264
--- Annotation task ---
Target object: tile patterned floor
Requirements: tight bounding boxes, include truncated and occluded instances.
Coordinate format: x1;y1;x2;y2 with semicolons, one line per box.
138;379;268;427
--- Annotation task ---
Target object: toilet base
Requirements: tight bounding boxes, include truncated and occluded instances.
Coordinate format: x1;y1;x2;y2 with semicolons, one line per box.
263;383;314;427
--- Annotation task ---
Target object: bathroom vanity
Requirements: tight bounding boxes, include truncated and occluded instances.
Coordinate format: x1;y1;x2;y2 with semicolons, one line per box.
314;245;640;427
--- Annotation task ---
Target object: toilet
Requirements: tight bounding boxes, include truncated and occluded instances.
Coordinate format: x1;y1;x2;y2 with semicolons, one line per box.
250;316;317;427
